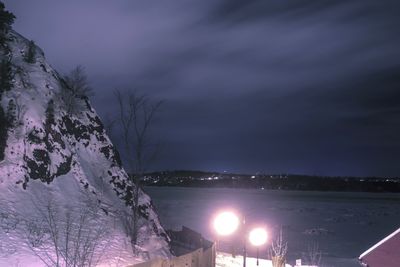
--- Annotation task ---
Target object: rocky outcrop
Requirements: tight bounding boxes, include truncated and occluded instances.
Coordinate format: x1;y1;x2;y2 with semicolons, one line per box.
0;27;170;265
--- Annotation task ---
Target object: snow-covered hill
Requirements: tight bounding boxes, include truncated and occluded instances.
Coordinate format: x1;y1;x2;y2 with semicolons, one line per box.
0;29;170;266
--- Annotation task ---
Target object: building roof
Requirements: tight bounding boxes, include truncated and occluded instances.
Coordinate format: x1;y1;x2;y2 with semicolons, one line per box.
359;228;400;267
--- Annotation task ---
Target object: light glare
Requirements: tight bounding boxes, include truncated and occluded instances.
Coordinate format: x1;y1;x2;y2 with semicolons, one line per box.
213;211;239;236
249;227;268;246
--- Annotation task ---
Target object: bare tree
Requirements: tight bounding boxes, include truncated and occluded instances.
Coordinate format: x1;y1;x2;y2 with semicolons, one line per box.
114;89;162;252
60;65;93;115
15;194;110;267
269;228;288;267
64;65;93;98
103;113;117;137
305;241;322;266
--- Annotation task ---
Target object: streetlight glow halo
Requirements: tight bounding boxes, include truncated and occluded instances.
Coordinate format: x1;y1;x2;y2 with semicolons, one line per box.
213;211;240;236
249;227;268;246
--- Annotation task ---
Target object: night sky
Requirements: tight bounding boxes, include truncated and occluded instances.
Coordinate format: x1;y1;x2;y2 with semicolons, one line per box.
4;0;400;177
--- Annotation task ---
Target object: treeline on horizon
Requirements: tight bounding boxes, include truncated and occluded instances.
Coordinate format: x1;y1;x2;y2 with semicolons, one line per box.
142;170;400;193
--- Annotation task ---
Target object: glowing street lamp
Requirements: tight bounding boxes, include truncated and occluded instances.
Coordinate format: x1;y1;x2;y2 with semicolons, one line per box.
249;228;268;266
213;211;246;266
213;211;240;236
249;227;268;246
213;211;268;267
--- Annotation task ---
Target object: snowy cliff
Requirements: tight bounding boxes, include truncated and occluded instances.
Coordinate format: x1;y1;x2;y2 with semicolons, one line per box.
0;30;170;266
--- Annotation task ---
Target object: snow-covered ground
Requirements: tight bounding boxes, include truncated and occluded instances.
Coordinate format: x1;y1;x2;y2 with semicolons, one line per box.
217;252;292;267
145;186;400;267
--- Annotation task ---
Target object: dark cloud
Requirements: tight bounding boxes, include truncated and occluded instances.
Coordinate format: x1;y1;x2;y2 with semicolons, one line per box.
4;0;400;176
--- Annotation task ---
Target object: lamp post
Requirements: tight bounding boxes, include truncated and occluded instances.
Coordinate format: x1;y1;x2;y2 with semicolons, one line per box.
213;211;268;267
249;227;268;266
213;211;240;259
242;216;247;267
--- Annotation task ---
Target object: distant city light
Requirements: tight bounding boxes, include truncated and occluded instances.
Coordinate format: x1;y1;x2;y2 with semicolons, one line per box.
249;228;268;246
213;211;240;236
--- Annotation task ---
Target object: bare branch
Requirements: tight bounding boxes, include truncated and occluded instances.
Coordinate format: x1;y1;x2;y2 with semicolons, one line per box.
306;241;322;266
59;65;93;115
270;228;288;258
64;65;93;98
12;193;110;267
113;89;163;252
103;113;117;137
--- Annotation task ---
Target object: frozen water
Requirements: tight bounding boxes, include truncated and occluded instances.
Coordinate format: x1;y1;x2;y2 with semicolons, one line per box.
145;186;400;267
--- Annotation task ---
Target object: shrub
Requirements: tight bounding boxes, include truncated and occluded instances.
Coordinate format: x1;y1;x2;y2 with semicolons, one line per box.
0;1;15;45
24;40;36;63
0;58;13;93
0;105;8;161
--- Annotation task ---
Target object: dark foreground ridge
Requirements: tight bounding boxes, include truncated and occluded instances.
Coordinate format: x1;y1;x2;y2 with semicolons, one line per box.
141;170;400;193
